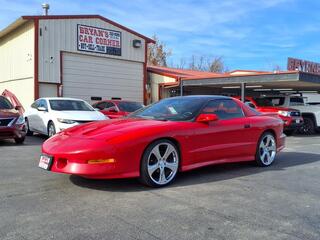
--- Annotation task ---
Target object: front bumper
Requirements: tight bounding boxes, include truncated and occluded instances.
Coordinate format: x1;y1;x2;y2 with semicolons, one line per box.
0;124;26;140
283;117;304;130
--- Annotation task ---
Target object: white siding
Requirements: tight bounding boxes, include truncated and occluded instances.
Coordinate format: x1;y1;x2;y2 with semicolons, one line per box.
39;18;146;84
62;52;143;103
149;72;176;102
0;21;34;107
39;83;58;98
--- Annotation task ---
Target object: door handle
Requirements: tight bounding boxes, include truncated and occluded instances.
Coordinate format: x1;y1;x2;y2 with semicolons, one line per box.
244;124;251;129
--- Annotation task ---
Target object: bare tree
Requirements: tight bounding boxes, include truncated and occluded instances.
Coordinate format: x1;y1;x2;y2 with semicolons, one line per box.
147;35;172;67
185;55;226;73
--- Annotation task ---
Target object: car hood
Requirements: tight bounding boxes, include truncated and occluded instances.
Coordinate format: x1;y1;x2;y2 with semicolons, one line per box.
52;110;106;121
0;109;20;118
61;117;178;140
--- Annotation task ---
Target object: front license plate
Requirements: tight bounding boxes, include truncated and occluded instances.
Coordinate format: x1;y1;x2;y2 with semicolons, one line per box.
39;155;53;170
296;119;300;124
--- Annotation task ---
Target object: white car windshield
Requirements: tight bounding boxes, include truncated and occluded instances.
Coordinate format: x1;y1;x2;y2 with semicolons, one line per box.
49;100;94;111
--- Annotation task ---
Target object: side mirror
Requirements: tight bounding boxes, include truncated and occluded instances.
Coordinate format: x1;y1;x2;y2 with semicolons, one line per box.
196;113;219;123
37;106;47;111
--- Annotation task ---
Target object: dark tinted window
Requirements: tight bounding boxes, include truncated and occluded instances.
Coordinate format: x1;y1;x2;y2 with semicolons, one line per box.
254;97;285;107
202;99;244;120
117;102;143;112
289;97;304;106
0;96;13;109
95;102;115;110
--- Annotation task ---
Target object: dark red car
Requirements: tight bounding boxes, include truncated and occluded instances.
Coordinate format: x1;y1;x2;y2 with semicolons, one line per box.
0;96;26;144
92;100;144;119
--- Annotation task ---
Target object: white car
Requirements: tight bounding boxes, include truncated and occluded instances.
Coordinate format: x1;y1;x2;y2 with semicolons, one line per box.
24;97;108;137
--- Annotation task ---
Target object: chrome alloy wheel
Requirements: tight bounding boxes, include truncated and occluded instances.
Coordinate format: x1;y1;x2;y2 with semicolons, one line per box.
147;142;179;185
259;134;276;166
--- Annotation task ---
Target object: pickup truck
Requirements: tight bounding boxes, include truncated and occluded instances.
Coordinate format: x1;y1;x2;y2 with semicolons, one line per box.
252;95;320;134
235;96;303;135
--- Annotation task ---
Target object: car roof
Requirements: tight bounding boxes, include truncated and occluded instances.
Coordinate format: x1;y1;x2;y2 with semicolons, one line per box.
168;95;232;101
39;97;86;101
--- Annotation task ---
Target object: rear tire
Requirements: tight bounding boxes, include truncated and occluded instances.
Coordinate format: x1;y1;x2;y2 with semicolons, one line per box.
299;117;315;135
47;121;56;137
25;118;33;136
139;139;179;188
14;137;25;144
255;132;277;167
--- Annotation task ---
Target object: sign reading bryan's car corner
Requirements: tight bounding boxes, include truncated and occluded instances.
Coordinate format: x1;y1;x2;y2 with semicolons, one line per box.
77;24;121;56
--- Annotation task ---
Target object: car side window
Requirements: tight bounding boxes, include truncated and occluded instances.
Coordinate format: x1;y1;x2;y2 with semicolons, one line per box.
31;100;40;109
40;99;48;110
201;99;244;120
96;102;115;110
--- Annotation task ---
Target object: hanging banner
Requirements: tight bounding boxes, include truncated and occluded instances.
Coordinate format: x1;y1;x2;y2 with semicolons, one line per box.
77;24;121;56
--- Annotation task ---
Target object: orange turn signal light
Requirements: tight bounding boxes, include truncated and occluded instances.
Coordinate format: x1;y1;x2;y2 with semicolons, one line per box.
87;158;115;164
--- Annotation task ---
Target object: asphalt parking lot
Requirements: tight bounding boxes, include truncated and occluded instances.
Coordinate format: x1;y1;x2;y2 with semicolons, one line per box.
0;134;320;240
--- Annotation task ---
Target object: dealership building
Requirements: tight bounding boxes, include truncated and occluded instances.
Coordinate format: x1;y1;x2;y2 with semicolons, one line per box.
0;13;154;107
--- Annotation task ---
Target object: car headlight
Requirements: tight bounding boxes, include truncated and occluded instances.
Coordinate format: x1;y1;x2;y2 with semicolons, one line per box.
278;110;290;117
57;118;76;124
15;116;25;125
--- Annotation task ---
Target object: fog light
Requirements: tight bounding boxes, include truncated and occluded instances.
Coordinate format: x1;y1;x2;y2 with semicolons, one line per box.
87;158;115;164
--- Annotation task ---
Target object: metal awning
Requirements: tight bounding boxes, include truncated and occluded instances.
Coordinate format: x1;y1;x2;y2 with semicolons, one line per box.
181;72;320;90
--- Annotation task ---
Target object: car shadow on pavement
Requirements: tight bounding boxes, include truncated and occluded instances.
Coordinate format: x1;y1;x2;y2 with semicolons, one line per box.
69;151;320;192
0;135;47;147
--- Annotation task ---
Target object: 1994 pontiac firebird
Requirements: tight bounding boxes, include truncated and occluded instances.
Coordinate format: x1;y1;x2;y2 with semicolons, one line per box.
40;96;285;187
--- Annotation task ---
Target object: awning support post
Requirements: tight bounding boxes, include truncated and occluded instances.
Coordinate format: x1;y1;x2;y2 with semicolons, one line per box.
180;79;183;96
241;82;246;102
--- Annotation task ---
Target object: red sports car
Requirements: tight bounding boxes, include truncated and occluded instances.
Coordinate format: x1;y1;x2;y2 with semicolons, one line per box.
40;96;285;187
92;100;144;119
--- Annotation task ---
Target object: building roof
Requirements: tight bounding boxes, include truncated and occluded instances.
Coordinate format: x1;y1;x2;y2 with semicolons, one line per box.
147;65;290;81
147;65;226;79
0;15;155;43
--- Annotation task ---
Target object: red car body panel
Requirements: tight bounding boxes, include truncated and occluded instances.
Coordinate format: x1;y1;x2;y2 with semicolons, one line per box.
42;98;285;180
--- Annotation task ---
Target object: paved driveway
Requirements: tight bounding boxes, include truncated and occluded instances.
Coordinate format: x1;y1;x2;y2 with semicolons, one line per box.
0;134;319;240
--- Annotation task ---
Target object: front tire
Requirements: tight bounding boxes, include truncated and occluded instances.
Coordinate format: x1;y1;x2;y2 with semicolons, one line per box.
255;132;277;167
47;121;56;137
14;137;25;144
25;118;33;136
299;117;315;135
140;139;179;187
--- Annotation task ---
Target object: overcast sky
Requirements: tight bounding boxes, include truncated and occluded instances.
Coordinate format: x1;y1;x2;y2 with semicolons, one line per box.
1;0;319;71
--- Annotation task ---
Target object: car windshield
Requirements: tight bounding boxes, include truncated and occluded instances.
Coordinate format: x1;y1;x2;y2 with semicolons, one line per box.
0;96;13;109
253;97;285;107
49;100;94;111
130;97;206;121
117;101;144;112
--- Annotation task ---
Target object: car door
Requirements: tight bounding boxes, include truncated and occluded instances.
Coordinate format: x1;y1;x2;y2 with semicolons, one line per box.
27;100;40;131
191;99;254;164
37;99;49;134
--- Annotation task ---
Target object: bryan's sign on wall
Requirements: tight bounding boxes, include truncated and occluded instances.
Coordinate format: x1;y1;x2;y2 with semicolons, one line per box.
287;57;320;74
77;24;121;56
